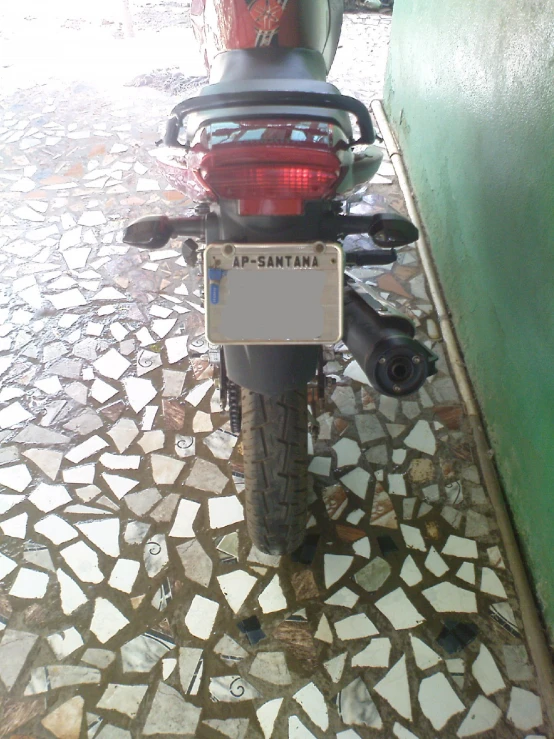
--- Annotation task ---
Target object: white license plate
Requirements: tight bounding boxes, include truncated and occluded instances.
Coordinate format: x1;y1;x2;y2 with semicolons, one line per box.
204;242;343;344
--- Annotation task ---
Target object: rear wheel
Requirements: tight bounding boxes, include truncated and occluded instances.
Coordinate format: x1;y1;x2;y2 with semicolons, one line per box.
242;387;309;555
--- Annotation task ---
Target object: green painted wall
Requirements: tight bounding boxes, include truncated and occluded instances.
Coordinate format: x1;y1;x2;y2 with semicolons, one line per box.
384;0;554;638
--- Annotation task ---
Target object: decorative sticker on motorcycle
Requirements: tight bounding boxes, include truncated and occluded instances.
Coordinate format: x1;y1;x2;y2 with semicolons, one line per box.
244;0;290;47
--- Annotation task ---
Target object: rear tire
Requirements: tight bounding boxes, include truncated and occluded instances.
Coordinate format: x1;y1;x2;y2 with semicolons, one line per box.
242;387;309;555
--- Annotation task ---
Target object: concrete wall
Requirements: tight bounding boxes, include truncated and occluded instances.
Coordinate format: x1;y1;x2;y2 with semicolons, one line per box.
384;0;554;638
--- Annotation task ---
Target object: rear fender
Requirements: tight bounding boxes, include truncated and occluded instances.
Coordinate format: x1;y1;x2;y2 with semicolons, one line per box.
224;344;319;396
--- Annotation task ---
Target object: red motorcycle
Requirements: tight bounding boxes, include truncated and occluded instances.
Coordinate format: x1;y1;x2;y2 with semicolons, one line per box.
124;0;436;555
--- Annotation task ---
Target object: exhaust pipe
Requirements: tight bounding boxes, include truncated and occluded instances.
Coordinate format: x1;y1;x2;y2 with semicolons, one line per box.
343;284;437;397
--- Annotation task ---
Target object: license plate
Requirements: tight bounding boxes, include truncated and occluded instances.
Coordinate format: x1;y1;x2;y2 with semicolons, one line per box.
204;242;343;344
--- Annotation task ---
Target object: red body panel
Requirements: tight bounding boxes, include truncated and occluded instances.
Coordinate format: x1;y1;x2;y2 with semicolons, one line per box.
191;0;301;70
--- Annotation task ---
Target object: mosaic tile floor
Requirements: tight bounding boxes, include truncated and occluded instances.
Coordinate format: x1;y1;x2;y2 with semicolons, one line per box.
0;13;549;739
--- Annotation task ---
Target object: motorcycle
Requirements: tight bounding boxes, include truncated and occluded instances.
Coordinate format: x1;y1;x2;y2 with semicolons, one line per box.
123;0;436;555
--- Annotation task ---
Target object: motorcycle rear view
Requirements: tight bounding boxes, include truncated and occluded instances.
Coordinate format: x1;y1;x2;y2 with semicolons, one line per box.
124;0;436;554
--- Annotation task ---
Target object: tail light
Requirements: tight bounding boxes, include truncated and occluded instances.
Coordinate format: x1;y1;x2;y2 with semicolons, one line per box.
198;145;342;215
157;119;347;216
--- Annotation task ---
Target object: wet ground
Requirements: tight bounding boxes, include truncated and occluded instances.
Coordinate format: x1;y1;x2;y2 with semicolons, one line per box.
0;6;549;739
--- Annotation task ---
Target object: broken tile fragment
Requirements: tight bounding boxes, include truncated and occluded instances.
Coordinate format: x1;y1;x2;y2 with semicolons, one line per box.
250;651;291;685
418;672;464;730
143;682;201;736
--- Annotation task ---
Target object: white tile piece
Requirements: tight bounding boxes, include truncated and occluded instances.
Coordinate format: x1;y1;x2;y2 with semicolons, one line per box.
338;677;383;729
209;675;260;703
47;289;87;310
388;473;407;496
166;335;189;363
323;652;347;683
324;587;359;608
185;379;213;406
418;672;465;730
400;524;427;551
102;473;139;499
139;430;165;453
0;463;32;491
217;570;258;613
375;587;425;630
120;631;173;673
25;665;100;695
151;454;185;485
151;318;177;339
404;420;436;455
143;534;169;577
422;582;477;613
425;546;449;577
35;514;78;544
56;568;88;614
47;627;84;659
410;635;441;670
374;655;412;721
507;687;543;731
392;724;419;739
60;541;104;583
214;634;249;665
0;551;17;580
108;559;140;593
352;536;371;558
324;554;354;589
193;411;213;433
457;695;502;737
169;499;201;538
308;456;331;476
400;555;423;586
185;595;219;639
293;682;328;731
100;452;141;470
204;426;239;460
77;518;120;557
209;495;244;528
250;652;291;686
314;614;333;644
9;568;49;599
93;349;130;380
335;613;379;640
123;377;158;413
63;464;95;484
1;512;28;538
28;482;71;512
0;493;25;516
288;716;317;738
442;535;478;559
456;562;476;585
333;438;361;467
352;637;391;668
257;698;283;739
0;629;38;690
179;646;204;695
143;682;201;736
108;419;139;452
471;644;505;695
480;567;508;598
258;574;287;614
340;467;371;499
90;598;129;644
90;379;118;403
97;684;148;719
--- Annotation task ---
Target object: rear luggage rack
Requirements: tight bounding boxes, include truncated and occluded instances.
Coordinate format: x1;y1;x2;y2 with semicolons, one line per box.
164;90;375;148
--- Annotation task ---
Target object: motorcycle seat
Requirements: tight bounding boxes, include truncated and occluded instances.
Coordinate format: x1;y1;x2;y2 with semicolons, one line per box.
185;47;353;143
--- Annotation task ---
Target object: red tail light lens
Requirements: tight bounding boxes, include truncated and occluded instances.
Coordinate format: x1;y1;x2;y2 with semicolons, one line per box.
197;143;342;215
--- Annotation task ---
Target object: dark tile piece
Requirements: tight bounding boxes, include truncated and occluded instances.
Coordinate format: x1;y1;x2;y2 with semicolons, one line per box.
436;619;478;654
377;535;399;558
100;401;126;421
237;616;266;646
0;698;46;738
434;405;464;430
273;623;318;671
162;399;186;431
291;570;319;601
291;534;320;565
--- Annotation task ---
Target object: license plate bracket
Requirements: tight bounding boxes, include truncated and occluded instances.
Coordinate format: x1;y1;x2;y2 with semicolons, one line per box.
204;242;343;345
